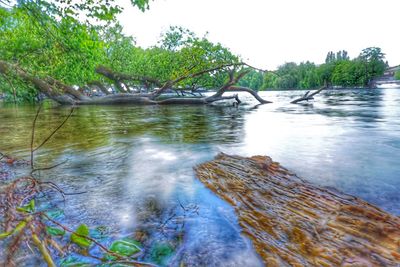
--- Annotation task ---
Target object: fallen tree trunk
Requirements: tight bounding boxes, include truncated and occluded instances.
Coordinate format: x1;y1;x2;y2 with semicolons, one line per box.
0;60;271;106
195;153;400;266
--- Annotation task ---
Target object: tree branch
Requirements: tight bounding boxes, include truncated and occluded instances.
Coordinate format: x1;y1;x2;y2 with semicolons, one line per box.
151;62;246;97
32;107;74;153
95;66;163;88
227;86;272;104
290;86;326;104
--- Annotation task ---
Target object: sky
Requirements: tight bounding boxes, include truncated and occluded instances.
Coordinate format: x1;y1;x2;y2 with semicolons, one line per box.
118;0;399;70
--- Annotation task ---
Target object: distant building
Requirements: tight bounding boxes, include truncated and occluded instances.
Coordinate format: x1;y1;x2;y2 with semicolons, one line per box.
384;65;400;77
372;65;400;88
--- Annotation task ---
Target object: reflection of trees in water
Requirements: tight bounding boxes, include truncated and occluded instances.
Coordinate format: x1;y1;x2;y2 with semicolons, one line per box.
323;89;384;106
276;90;386;123
0;104;247;158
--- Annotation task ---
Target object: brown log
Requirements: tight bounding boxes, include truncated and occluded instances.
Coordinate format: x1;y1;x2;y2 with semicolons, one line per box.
195;153;400;266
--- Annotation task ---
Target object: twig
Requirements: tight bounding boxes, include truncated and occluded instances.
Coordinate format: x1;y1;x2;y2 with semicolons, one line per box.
31;159;69;175
30;104;43;169
32;107;74;152
38;181;66;202
30;225;56;267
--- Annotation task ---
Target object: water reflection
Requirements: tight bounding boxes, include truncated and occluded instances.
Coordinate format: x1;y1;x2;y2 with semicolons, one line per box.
1;88;400;266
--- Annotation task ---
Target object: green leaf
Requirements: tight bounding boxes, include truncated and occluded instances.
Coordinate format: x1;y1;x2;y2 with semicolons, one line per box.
16;199;35;213
14;220;27;232
59;255;92;267
46;226;65;236
109;238;141;257
0;220;29;240
0;231;12;240
71;224;92;248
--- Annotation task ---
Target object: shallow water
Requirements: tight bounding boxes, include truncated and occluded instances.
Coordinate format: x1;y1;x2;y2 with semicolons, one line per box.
1;88;399;266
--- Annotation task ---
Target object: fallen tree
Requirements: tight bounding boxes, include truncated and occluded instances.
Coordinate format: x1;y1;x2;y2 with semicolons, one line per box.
195;153;400;266
0;59;329;106
0;60;272;106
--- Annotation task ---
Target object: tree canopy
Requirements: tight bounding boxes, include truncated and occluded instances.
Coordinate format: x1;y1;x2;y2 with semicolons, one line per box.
0;2;247;103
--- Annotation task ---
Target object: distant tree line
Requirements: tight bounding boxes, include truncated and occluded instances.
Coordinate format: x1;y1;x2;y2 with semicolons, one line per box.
239;47;388;90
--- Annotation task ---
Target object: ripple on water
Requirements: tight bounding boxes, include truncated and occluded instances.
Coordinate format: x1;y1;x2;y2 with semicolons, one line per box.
0;88;400;265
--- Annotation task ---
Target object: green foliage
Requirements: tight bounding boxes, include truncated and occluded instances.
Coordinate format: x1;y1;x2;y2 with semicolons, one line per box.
0;4;239;101
16;199;35;213
71;224;92;248
325;50;349;63
105;25;239;90
150;242;174;265
59;256;92;267
1;0;152;23
253;48;388;90
0;4;106;86
108;238;142;257
46;226;66;236
239;70;263;90
158;26;196;51
395;70;400;80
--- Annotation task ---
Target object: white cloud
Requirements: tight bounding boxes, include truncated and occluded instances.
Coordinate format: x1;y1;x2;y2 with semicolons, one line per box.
119;0;400;69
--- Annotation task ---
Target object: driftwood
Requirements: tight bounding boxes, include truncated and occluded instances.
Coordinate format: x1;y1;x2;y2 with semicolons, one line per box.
195;153;400;266
291;86;326;104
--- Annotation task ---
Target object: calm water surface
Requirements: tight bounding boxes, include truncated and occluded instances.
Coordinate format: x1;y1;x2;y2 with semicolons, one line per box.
1;89;399;266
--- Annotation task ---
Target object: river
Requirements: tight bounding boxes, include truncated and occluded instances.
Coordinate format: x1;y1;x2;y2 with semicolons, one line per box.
1;88;399;266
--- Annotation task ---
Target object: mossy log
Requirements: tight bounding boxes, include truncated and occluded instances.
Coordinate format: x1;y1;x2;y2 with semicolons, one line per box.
195;153;400;266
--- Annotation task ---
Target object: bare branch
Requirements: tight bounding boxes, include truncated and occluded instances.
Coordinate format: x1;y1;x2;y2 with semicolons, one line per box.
32;107;74;153
212;69;251;98
152;62;246;97
31;160;68;175
227;86;272;104
96;66;163;88
30;104;43;169
290;86;326;104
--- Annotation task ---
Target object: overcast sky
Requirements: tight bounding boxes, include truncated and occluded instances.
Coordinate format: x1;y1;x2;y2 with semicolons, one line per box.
118;0;399;70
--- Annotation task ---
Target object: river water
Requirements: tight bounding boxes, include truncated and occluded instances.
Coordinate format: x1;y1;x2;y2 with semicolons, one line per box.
1;89;399;266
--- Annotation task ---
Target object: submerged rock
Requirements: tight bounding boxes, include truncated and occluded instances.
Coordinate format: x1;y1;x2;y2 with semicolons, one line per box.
195;153;400;266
